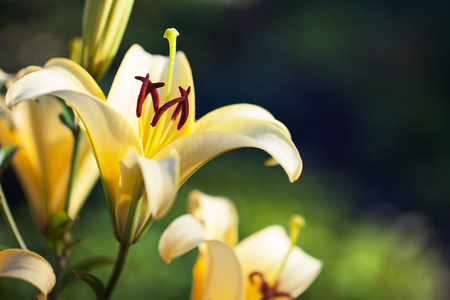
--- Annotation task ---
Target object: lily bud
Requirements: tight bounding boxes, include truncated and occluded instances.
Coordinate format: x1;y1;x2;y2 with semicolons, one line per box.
74;0;135;79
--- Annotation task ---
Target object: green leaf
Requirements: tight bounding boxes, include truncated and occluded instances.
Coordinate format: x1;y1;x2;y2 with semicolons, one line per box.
72;270;105;300
61;257;117;290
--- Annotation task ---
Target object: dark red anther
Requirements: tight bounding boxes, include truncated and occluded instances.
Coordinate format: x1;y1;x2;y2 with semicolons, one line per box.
249;272;294;300
135;74;165;117
151;86;190;130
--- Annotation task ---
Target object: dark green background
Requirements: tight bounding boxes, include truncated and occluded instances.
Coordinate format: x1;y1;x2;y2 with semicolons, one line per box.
0;0;448;299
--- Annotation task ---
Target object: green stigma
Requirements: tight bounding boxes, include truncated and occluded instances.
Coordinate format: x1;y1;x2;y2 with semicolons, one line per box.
163;28;180;103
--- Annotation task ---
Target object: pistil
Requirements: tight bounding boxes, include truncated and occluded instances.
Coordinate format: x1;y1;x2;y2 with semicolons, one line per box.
163;28;179;103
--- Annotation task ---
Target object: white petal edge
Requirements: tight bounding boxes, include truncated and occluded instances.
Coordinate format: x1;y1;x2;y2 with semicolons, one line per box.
194;103;291;138
188;190;239;246
278;246;323;297
159;214;207;263
0;249;56;298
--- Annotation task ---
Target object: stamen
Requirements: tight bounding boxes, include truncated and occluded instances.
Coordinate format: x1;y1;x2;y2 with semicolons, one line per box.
151;86;190;130
135;74;165;117
163;28;179;103
249;271;294;300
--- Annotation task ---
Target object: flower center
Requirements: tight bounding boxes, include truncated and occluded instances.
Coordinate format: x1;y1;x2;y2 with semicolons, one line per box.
133;28;191;158
249;272;293;300
134;75;190;130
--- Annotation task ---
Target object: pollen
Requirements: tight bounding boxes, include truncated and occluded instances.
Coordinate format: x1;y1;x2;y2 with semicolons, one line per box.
151;86;190;130
135;74;165;117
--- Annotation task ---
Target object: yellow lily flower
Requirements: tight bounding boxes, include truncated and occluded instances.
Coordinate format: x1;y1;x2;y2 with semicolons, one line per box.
0;70;98;233
0;248;56;300
159;190;322;300
5;30;302;244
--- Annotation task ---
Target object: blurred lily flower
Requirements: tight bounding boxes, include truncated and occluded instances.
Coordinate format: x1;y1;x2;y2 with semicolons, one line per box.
159;190;322;300
0;69;98;233
5;29;301;244
72;0;135;79
0;248;56;299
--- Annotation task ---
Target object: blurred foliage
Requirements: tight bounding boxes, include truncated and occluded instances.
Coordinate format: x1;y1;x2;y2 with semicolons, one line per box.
0;0;449;299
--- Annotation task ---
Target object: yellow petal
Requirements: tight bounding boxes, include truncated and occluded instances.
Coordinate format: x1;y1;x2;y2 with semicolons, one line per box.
194;103;290;137
158;214;207;263
137;150;180;220
68;137;99;219
115;147;145;240
43;58;106;100
188;190;239;246
0;249;56;298
5;69;143;226
155;118;302;183
197;241;245;300
277;247;323;297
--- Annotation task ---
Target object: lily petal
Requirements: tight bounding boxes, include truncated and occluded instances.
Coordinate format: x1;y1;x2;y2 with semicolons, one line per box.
197;241;245;300
159;214;206;263
235;225;322;296
5;69;143;221
188;190;238;246
235;226;290;283
155;118;302;183
137;150;180;221
43;58;106;100
116;147;145;239
0;249;56;298
278;247;323;297
194;103;291;137
67;137;99;219
159;215;245;300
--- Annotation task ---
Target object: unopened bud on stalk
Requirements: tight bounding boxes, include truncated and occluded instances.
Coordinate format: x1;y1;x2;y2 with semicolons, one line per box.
72;0;135;79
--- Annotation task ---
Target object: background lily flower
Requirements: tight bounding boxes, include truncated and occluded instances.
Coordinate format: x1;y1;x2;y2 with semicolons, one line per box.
0;248;56;299
159;190;322;300
5;41;302;244
0;69;98;233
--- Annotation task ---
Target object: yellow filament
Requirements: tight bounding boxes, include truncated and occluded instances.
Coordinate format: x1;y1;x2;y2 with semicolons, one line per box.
271;215;306;286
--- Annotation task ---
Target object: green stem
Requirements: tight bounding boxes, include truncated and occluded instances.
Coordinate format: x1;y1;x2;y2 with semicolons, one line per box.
49;254;67;300
103;243;131;300
0;185;27;250
103;195;141;299
64;128;83;214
